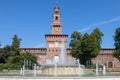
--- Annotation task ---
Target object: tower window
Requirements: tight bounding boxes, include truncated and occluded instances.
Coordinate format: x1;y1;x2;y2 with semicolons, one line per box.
52;49;54;52
55;11;59;14
53;25;60;27
55;16;58;21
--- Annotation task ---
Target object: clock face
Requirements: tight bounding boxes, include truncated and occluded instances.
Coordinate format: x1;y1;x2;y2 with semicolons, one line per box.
54;27;59;32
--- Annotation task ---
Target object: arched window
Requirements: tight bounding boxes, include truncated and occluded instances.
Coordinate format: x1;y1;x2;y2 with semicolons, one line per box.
55;11;58;14
108;62;113;68
55;16;58;21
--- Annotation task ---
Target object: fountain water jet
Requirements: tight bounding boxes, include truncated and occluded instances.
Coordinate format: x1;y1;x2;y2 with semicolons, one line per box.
20;68;23;75
54;63;57;76
59;39;66;64
54;56;59;76
22;65;25;76
102;64;106;75
33;64;37;76
96;61;99;76
77;59;84;76
78;59;81;76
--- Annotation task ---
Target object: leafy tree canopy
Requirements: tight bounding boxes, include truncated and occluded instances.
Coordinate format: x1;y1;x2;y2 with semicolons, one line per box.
114;27;120;61
0;35;37;69
11;34;22;56
70;28;103;66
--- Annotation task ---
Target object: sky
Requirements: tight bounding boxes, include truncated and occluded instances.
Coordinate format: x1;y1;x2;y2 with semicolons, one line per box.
0;0;120;48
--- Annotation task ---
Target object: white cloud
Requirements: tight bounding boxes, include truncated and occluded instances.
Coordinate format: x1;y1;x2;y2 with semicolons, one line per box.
93;16;120;26
79;27;91;33
79;16;120;33
33;42;46;48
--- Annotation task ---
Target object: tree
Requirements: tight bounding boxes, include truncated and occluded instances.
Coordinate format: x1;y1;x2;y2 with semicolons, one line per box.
11;35;21;56
70;28;103;66
0;45;12;63
20;52;37;69
0;49;5;63
0;41;1;47
0;35;21;63
81;33;92;65
114;27;120;61
0;35;38;69
20;52;37;65
5;52;37;69
69;31;82;59
91;28;104;51
0;41;3;63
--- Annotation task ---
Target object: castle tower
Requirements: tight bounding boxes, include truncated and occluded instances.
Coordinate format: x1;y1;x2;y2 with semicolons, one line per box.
45;6;68;61
51;6;62;34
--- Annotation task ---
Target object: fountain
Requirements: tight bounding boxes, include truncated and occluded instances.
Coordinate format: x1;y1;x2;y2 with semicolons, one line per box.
0;51;120;80
0;48;120;79
41;39;84;76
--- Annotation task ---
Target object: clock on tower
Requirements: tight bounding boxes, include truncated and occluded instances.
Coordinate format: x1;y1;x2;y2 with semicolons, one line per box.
54;27;59;32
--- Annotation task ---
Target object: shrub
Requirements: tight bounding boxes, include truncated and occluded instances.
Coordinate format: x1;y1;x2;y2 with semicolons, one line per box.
86;64;96;69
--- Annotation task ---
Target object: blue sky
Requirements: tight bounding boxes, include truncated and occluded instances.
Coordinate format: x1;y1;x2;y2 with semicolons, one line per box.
0;0;120;48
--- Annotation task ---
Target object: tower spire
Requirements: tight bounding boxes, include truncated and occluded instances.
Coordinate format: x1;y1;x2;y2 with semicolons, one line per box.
51;2;62;34
56;0;58;6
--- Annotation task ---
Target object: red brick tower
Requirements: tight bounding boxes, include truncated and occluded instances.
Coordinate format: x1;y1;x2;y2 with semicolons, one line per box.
45;6;68;61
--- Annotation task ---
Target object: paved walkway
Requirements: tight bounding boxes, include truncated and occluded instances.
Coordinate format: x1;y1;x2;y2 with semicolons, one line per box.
0;76;120;80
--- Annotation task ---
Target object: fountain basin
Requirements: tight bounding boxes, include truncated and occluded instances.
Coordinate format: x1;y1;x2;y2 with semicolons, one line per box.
41;64;84;76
